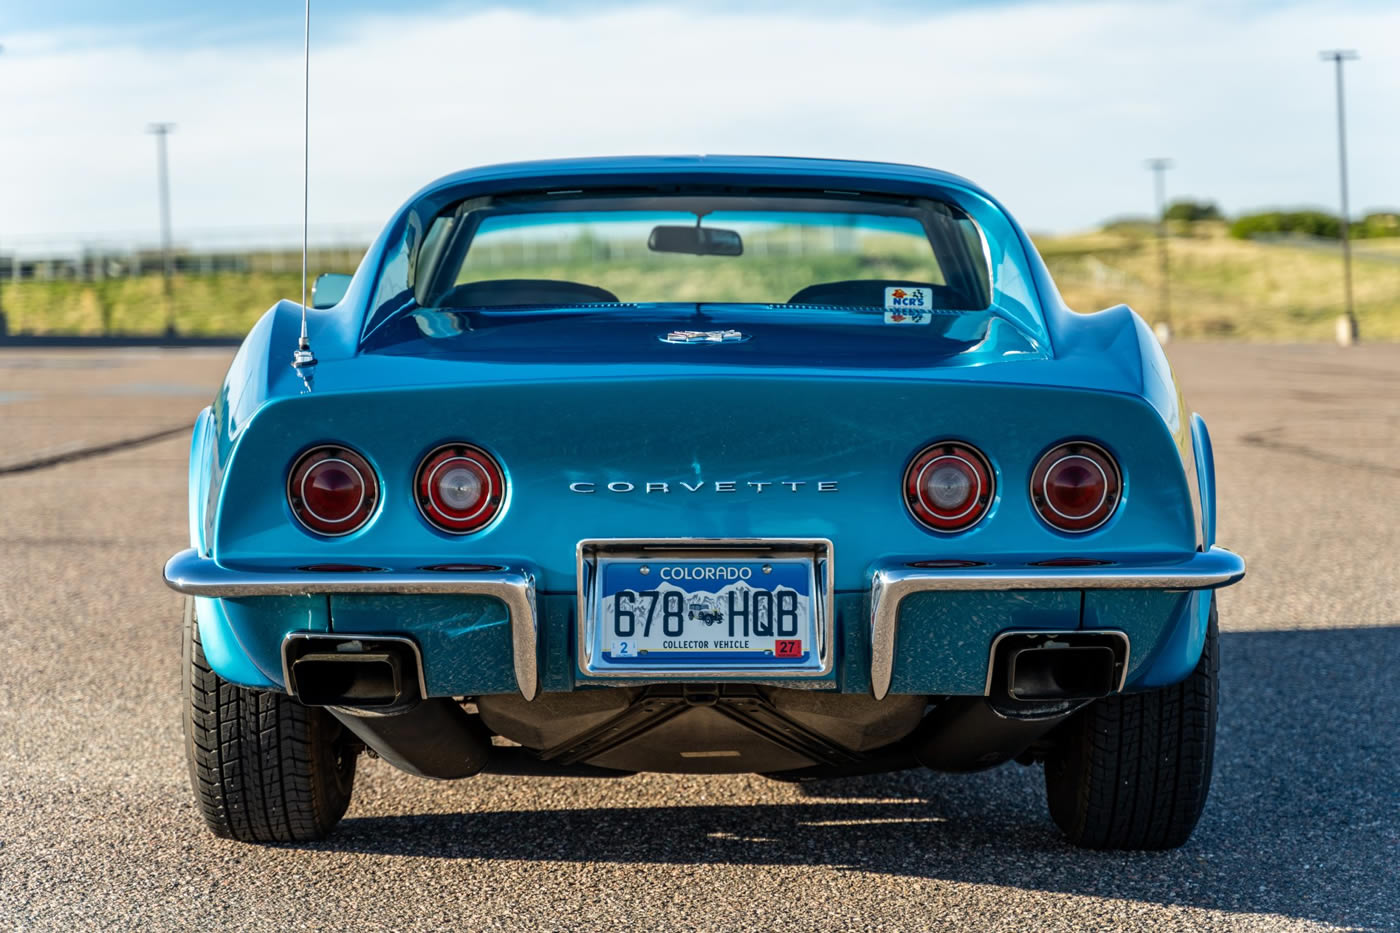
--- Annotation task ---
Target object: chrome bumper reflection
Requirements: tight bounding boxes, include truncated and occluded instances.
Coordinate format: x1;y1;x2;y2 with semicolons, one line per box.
162;548;539;700
868;547;1246;700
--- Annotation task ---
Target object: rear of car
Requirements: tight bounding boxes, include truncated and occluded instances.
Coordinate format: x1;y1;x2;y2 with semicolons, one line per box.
164;157;1242;849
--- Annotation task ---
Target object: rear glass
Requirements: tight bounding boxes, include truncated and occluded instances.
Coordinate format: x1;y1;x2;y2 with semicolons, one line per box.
372;193;993;316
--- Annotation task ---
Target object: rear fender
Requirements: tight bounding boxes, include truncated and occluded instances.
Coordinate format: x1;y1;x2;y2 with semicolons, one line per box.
1102;412;1218;689
1192;413;1217;547
186;406;278;687
192;597;280;689
1126;590;1214;689
187;407;213;553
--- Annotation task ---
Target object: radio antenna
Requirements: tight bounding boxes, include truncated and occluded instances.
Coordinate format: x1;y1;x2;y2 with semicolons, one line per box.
292;0;316;370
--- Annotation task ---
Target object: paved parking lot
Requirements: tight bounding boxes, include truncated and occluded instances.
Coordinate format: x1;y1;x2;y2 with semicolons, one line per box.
0;344;1396;931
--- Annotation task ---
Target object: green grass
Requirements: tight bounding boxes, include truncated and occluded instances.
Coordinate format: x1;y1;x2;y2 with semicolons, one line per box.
4;224;1397;340
1035;223;1400;340
456;255;935;304
1;272;305;337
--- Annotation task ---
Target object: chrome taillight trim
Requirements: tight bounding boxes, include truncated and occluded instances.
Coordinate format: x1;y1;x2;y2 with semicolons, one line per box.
903;441;996;534
425;456;496;524
286;445;379;537
297;457;368;526
913;453;985;522
1029;440;1121;534
415;443;507;535
1040;454;1109;521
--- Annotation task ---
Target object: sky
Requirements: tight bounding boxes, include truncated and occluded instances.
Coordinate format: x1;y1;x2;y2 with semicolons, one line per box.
1;0;1396;249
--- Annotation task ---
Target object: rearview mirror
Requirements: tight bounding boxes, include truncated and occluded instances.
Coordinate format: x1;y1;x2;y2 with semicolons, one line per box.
312;273;352;308
648;225;743;257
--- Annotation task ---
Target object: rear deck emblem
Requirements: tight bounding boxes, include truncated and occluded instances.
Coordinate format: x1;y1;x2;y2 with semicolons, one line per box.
660;329;748;344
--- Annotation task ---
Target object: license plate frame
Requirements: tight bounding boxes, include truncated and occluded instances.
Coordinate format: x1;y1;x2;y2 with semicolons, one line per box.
577;538;834;679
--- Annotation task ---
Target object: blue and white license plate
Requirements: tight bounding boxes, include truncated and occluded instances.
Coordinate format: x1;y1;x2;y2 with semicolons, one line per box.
593;557;820;671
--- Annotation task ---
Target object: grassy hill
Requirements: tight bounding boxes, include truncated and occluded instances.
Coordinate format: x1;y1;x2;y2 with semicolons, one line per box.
1036;222;1400;340
3;222;1397;340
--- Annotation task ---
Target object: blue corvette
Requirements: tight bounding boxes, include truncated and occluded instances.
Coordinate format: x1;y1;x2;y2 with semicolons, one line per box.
164;156;1244;849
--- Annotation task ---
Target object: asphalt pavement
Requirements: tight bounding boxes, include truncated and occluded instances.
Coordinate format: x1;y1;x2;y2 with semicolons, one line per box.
0;344;1396;931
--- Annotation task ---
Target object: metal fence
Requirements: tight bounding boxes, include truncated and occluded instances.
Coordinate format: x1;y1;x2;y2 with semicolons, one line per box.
0;225;376;337
2;226;1396;341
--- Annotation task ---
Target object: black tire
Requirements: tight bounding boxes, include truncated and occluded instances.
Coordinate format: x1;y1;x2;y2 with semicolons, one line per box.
1044;599;1219;850
182;598;357;842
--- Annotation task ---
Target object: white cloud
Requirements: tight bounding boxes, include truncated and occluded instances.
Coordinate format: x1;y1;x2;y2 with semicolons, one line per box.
0;1;1395;246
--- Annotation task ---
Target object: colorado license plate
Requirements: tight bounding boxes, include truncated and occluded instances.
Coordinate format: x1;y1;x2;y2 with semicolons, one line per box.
595;557;819;670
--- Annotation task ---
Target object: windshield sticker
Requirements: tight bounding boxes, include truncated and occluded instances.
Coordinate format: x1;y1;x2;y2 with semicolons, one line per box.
884;286;932;324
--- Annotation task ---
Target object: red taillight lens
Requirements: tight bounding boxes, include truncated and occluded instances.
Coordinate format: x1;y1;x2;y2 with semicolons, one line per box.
416;443;505;534
904;442;994;533
287;446;377;536
1031;442;1121;533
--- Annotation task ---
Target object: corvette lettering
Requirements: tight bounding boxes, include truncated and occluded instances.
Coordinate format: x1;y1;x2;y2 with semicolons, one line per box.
569;480;838;493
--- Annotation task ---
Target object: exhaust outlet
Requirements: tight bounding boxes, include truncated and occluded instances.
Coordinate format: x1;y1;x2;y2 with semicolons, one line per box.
1008;644;1116;700
282;634;425;709
988;630;1129;703
915;630;1131;773
291;651;403;707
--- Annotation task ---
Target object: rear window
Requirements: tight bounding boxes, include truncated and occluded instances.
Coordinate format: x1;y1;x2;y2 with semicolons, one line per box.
371;193;993;317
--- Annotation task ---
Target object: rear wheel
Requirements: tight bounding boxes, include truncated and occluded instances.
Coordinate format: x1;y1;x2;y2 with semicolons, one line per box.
182;598;357;842
1043;599;1219;850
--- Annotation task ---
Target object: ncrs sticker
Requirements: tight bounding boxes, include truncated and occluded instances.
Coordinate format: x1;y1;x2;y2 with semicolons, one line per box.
884;286;933;324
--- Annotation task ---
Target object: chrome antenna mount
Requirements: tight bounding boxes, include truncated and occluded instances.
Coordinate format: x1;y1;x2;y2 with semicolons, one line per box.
291;0;316;370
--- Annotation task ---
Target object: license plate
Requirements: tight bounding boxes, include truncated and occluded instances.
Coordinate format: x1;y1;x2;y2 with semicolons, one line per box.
593;557;820;671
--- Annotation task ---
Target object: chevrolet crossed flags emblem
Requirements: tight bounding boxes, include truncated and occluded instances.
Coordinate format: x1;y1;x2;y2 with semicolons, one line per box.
660;329;748;344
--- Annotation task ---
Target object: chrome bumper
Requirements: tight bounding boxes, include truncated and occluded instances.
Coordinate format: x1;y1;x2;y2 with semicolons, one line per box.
869;547;1246;700
162;548;540;700
165;545;1245;704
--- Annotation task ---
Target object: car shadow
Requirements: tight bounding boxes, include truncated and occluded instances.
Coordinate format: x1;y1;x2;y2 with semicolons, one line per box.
305;626;1399;930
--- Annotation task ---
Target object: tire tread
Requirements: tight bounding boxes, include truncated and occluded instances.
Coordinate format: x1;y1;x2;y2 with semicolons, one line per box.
1045;602;1219;850
181;600;354;842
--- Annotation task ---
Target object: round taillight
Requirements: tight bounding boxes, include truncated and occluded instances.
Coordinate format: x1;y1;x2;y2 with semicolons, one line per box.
416;443;505;534
1031;441;1121;533
904;442;995;533
287;445;377;536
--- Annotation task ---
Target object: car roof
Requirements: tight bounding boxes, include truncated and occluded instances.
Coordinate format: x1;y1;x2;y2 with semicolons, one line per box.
409;155;989;204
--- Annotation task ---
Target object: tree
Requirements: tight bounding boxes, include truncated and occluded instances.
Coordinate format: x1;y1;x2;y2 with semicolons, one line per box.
1163;200;1223;222
1229;210;1342;240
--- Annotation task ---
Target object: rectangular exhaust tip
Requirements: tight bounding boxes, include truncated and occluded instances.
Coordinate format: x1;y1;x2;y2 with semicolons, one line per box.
290;652;403;707
1007;644;1118;701
987;630;1130;702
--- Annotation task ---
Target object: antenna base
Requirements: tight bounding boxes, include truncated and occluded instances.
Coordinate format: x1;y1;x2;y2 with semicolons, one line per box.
292;346;318;369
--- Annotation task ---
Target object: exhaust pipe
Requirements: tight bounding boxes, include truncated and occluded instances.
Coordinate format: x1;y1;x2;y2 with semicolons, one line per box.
1007;644;1116;700
292;651;404;707
330;700;491;780
988;630;1129;703
914;630;1131;773
283;634;424;709
282;633;490;779
912;697;1070;773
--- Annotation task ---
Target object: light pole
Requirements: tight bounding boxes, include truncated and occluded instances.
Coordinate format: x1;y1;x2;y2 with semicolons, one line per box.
1319;49;1359;344
147;122;177;336
1145;157;1173;336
